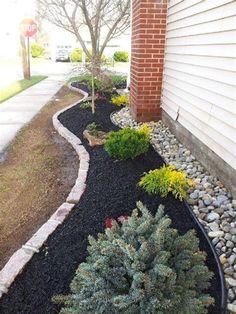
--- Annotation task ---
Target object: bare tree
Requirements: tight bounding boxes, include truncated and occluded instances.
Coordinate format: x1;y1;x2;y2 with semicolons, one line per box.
37;0;130;69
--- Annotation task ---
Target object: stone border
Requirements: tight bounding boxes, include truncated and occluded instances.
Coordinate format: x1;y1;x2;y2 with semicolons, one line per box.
0;83;89;298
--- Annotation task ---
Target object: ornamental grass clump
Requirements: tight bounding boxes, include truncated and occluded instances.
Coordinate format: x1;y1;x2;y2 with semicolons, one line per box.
111;94;129;106
139;165;194;200
104;128;149;160
58;202;214;314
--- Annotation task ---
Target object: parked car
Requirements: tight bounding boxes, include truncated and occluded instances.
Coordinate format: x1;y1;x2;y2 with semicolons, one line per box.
53;45;72;62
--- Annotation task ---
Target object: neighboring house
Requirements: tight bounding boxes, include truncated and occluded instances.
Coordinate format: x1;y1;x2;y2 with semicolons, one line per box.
130;0;236;196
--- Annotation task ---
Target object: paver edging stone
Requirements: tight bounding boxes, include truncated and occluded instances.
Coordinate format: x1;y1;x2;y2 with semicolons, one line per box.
0;83;89;298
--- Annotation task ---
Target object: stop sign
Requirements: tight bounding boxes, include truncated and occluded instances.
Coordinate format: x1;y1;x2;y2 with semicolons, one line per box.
20;19;37;37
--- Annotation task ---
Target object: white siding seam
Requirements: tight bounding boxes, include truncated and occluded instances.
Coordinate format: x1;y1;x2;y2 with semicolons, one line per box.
166;29;236;39
164;58;236;73
167;14;236;31
161;89;236;125
162;79;236;115
167;0;204;16
164;66;236;89
162;86;236;139
167;0;235;23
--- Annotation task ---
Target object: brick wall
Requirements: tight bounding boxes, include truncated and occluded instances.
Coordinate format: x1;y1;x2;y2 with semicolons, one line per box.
130;0;168;122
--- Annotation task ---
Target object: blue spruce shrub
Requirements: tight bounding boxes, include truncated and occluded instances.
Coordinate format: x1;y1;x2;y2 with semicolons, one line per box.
58;202;214;314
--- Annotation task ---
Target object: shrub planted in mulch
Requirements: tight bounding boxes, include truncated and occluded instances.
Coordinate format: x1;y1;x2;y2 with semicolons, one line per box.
59;202;214;314
0;85;223;314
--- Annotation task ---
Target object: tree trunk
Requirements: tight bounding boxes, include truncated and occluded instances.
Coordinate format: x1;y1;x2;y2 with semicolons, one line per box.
91;73;95;114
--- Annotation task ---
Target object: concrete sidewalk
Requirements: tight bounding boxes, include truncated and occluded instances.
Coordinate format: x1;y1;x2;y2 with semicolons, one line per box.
0;76;65;156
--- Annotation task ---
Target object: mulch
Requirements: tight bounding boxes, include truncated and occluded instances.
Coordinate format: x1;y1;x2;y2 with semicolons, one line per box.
0;95;221;313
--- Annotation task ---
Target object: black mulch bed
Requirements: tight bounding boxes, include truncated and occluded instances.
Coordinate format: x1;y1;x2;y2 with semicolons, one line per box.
0;97;221;314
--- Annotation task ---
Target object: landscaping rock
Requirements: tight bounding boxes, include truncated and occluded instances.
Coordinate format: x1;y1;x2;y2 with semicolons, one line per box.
206;212;220;222
111;107;235;309
83;130;107;146
208;231;224;238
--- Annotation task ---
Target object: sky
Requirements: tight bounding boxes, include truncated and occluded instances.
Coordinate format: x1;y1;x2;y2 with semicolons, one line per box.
0;0;36;56
0;0;130;58
0;0;36;34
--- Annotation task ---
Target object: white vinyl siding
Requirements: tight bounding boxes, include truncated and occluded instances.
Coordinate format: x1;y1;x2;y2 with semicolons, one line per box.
161;0;236;170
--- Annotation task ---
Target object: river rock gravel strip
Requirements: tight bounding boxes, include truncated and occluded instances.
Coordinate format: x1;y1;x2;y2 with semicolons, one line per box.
112;107;236;313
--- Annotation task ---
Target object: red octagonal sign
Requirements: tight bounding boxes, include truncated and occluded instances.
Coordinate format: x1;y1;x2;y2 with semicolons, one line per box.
20;18;37;37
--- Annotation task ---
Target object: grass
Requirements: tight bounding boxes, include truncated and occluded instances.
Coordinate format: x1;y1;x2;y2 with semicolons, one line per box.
0;75;47;104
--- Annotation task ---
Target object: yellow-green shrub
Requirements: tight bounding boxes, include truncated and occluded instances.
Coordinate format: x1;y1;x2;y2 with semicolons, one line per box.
139;165;194;200
137;123;152;139
31;43;44;58
111;94;129;106
70;48;83;62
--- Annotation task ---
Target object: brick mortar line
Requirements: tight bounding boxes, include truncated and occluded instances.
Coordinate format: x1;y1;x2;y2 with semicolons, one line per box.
0;83;89;298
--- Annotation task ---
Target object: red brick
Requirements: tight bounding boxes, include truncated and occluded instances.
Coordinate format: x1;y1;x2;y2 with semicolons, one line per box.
130;0;167;122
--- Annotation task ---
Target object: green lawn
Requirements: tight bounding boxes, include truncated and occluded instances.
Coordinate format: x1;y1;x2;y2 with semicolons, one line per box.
0;75;47;104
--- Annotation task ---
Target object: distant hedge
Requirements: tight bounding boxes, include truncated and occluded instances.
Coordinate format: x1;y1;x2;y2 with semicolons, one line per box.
31;43;44;58
70;48;83;62
113;51;129;62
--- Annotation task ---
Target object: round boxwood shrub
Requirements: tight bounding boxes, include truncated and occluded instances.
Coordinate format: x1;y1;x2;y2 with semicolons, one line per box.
104;128;149;160
70;48;83;62
113;51;129;62
31;43;44;58
58;202;214;314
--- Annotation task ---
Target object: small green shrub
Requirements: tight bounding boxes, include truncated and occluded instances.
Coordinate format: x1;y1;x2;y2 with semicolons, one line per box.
70;74;113;93
31;43;44;58
86;122;100;136
70;48;83;62
104;128;149;160
58;202;214;314
69;74;127;92
139;165;194;200
110;75;127;86
113;50;129;62
80;101;92;110
111;94;129;106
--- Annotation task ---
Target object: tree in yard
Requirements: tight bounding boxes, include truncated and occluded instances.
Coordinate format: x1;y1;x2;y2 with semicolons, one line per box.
37;0;130;63
37;0;130;113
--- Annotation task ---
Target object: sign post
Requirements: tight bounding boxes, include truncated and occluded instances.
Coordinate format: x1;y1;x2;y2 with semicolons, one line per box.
19;18;37;80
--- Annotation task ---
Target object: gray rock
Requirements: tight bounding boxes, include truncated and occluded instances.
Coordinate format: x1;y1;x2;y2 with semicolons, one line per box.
226;241;234;248
212;200;220;207
222;225;230;233
228;254;236;265
206;212;220;222
212;237;219;245
199;207;209;213
228;289;235;301
190;191;199;199
226;278;236;287
208;222;219;231
228;303;236;313
224;267;234;276
208;231;224;238
214;207;224;215
217;195;228;205
225;233;232;241
203;196;212;206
